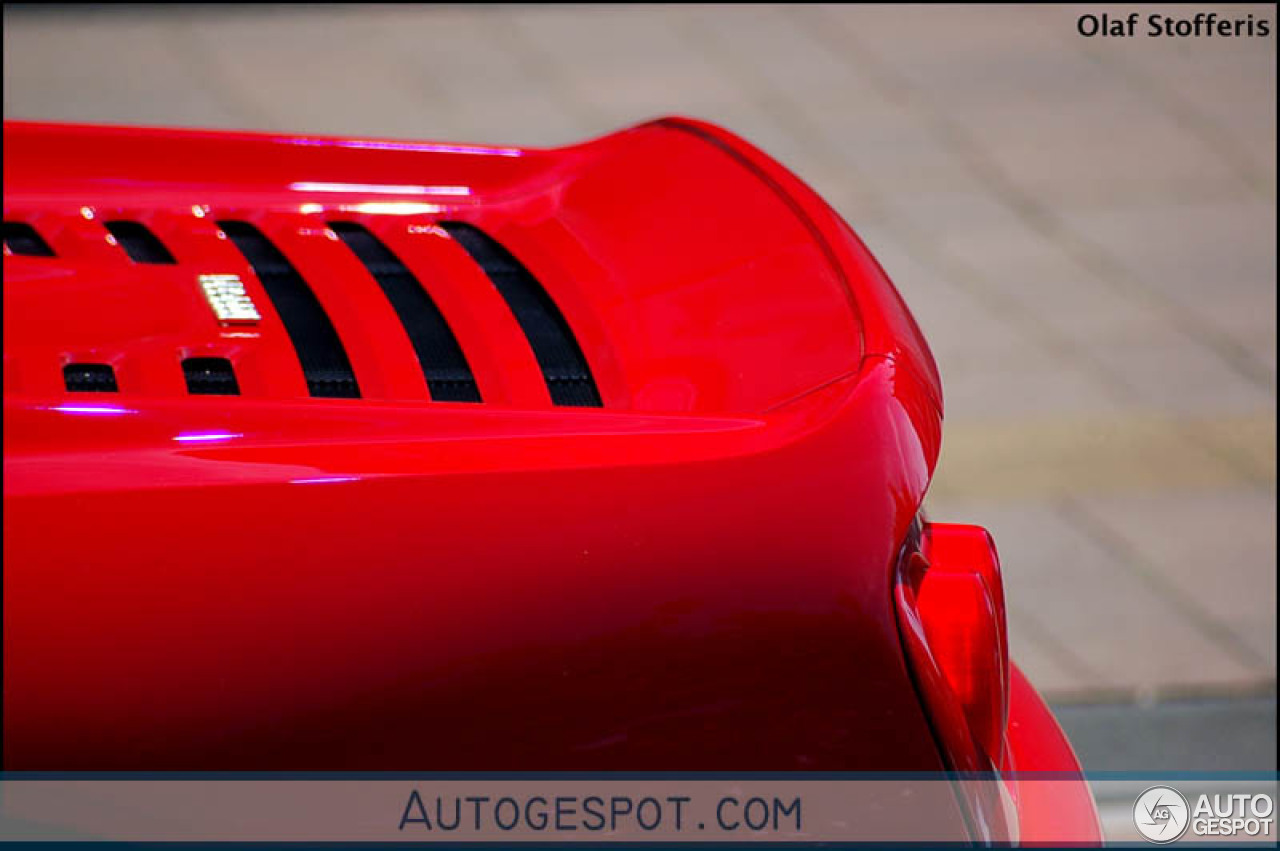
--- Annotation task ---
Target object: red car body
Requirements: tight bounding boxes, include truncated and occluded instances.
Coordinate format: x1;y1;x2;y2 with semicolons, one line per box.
3;117;1099;843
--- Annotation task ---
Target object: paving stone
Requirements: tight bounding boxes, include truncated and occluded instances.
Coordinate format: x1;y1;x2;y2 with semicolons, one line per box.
1190;413;1277;489
965;93;1253;206
508;6;749;128
181;10;585;141
933;216;1178;344
799;99;992;196
1;11;249;128
1056;199;1277;385
937;345;1128;423
810;4;1066;71
1089;328;1273;416
1073;487;1277;670
687;5;881;104
1242;327;1279;376
1058;199;1276;299
927;412;1262;505
1004;610;1100;697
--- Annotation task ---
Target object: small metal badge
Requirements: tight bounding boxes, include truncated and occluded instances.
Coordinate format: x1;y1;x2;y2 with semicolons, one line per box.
199;274;261;324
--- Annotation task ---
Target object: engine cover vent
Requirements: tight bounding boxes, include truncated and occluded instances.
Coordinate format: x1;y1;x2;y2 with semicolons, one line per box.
3;222;55;257
182;357;240;396
63;363;118;393
440;222;601;408
330;221;481;403
216;220;360;399
104;221;177;264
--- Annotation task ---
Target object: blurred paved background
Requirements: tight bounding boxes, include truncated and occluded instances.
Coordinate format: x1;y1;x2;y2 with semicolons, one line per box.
4;3;1275;774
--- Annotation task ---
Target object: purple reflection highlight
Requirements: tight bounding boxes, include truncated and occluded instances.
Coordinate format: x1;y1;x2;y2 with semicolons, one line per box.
289;476;361;485
288;181;470;196
284;138;522;157
173;432;243;443
49;405;137;416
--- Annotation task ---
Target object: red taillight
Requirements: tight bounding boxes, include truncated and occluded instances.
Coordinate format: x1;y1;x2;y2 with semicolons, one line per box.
894;522;1010;771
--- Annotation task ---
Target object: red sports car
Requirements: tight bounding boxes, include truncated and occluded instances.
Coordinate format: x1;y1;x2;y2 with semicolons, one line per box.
2;117;1100;843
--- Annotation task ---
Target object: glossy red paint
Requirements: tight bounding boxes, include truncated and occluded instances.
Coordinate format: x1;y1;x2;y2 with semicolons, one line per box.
4;117;1095;840
1005;666;1105;844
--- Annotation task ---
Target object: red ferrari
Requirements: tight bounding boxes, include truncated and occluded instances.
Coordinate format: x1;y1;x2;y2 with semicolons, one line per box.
2;118;1100;843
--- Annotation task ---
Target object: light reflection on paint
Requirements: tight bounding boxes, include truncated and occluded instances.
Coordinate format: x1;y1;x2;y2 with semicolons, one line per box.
289;476;361;485
49;405;136;416
299;203;324;215
173;431;243;443
191;205;207;218
337;202;442;216
285;138;522;157
288;181;470;196
80;206;95;220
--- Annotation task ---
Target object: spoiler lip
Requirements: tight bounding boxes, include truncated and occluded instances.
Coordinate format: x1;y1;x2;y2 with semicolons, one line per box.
651;115;943;420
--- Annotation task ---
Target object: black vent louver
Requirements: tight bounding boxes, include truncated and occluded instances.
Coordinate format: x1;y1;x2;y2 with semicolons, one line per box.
64;363;118;392
329;222;481;402
183;357;241;396
104;221;177;264
439;222;601;407
216;220;360;399
3;222;55;257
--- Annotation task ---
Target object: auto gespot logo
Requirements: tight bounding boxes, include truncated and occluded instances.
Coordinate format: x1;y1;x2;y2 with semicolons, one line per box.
1134;786;1275;843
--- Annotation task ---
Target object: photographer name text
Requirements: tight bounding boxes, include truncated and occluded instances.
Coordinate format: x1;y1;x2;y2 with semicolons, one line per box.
1078;11;1271;38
